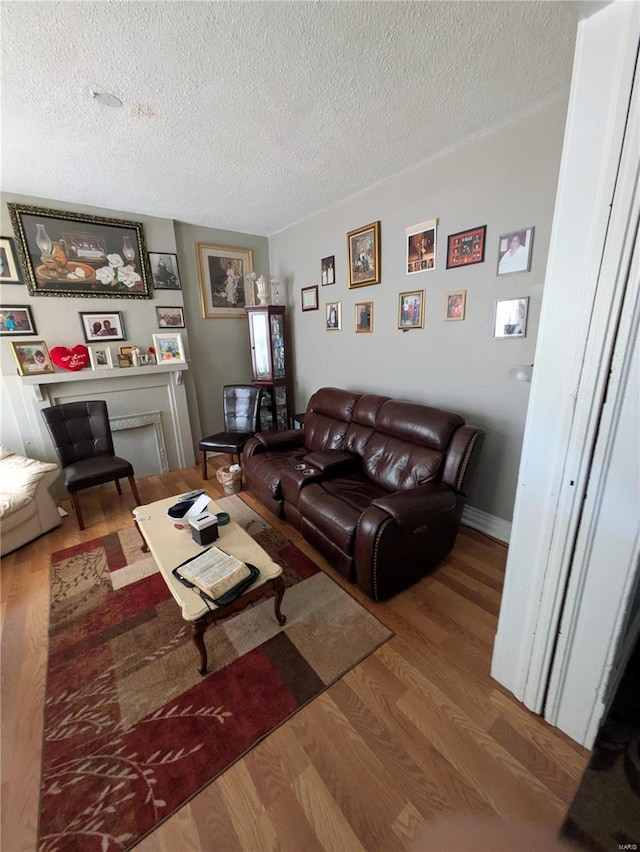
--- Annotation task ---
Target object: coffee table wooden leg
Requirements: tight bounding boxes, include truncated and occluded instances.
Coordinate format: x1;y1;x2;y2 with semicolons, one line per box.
274;576;287;626
192;619;209;676
133;519;149;553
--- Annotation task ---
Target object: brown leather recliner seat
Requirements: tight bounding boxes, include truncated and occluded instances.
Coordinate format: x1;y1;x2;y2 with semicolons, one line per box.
242;387;484;600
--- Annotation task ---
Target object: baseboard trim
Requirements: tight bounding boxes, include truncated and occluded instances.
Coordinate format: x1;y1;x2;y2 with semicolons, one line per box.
462;505;511;543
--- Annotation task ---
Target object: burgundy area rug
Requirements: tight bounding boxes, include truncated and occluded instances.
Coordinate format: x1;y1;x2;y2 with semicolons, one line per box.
39;495;392;851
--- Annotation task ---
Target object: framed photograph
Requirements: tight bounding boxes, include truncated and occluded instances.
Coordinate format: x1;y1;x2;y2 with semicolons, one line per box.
445;290;466;322
10;340;54;376
0;305;37;336
301;285;319;311
156;306;185;328
0;236;23;284
398;290;425;329
8;203;151;299
497;227;534;275
197;243;254;318
406;219;436;274
321;256;335;286
355;301;373;333
493;297;529;339
148;252;182;289
325;301;342;331
152;332;186;364
88;345;113;371
347;221;381;288
79;311;126;343
446;225;486;269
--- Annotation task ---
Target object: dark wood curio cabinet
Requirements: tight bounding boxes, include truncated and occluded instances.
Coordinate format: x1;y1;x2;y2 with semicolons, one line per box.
245;305;291;431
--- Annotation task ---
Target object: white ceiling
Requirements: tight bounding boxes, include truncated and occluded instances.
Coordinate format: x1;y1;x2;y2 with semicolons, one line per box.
1;1;605;236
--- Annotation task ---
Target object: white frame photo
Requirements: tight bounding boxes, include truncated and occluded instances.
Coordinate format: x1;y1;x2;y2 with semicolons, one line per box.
152;332;186;364
88;345;114;370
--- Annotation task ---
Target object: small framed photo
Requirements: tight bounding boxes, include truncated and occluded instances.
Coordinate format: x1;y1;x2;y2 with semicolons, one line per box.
445;290;466;322
79;311;126;343
301;285;319;311
321;256;335;286
406;220;436;274
497;227;534;275
347;221;381;288
88;345;113;371
152;332;186;364
325;301;342;330
0;236;23;284
0;305;37;336
446;225;486;269
155;306;185;328
355;301;373;333
10;340;54;376
398;290;425;329
493;297;529;339
148;252;182;289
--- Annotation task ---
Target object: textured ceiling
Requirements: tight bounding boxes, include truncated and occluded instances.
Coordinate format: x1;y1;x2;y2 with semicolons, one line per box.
1;1;605;236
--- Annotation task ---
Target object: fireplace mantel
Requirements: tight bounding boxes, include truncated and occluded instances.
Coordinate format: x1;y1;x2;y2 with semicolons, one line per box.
20;362;188;385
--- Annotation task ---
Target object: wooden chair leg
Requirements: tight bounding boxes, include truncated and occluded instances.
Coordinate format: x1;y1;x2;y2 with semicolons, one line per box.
70;492;85;530
115;479;122;495
128;476;141;506
201;450;208;480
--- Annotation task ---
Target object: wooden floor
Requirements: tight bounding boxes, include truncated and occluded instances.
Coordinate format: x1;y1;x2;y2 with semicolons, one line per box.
0;459;589;852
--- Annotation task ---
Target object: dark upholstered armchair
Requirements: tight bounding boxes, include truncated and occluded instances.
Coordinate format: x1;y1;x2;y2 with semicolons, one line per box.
199;384;262;480
41;400;141;530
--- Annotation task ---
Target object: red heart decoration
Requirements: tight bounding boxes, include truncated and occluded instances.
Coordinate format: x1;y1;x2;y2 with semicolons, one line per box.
50;345;90;372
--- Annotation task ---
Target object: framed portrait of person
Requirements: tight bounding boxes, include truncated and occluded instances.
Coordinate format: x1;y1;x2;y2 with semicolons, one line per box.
10;340;54;376
497;227;534;275
398;291;425;329
325;301;342;330
79;311;126;343
355;301;373;333
347;222;381;288
445;290;466;322
406;219;436;274
149;252;182;290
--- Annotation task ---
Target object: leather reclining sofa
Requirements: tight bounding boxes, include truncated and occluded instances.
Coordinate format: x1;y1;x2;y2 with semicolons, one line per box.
242;387;485;600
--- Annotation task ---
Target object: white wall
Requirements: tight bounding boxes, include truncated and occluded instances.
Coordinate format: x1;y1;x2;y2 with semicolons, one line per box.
269;98;568;523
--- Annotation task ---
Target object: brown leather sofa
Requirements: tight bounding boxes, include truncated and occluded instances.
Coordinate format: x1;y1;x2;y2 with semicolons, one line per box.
242;387;484;600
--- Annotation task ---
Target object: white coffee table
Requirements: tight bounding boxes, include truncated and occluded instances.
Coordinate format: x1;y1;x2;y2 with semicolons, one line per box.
133;495;286;674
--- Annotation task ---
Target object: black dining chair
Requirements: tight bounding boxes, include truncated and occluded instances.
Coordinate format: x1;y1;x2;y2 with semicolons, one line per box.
199;385;262;480
41;400;141;530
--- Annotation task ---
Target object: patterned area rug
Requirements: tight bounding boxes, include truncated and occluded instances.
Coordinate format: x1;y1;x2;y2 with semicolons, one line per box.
39;495;392;851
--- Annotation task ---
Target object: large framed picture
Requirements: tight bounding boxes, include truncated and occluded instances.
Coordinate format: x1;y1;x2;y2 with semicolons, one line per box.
0;305;37;336
406;219;436;274
398;290;425;329
148;252;182;289
8;203;151;299
156;306;185;328
79;311;126;343
355;301;373;333
446;225;486;269
197;243;254;318
152;332;186;364
497;227;534;275
347;221;381;288
493;297;529;338
0;236;23;284
10;340;54;376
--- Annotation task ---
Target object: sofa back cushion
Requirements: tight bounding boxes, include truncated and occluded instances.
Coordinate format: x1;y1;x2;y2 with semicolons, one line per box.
361;401;465;491
343;394;389;457
304;387;361;451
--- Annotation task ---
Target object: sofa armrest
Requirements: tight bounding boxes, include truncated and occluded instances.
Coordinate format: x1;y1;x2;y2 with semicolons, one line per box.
371;483;457;531
302;450;358;474
256;429;306;450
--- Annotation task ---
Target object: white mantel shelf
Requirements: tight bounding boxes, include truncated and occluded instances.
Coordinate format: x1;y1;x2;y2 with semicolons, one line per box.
19;362;189;385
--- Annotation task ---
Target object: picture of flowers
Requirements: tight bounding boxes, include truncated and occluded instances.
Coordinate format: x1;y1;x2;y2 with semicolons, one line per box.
152;332;186;363
8;203;151;299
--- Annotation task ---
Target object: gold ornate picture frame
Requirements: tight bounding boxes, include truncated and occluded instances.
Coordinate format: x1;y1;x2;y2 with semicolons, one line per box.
197;243;254;318
347;221;381;288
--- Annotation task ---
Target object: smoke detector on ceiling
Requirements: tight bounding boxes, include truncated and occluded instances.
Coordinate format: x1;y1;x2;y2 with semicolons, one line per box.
90;89;122;108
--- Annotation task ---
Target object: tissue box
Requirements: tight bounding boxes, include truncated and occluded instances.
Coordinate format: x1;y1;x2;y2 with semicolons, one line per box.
189;512;219;545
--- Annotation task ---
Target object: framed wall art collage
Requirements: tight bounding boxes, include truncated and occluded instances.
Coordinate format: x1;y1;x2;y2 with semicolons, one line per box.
2;202;191;375
301;216;534;336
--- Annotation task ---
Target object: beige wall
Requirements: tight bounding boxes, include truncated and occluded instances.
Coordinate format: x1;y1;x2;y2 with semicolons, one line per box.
0;193;268;459
269;97;569;523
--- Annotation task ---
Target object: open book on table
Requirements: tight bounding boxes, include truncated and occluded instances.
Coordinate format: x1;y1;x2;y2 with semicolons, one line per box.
174;546;256;603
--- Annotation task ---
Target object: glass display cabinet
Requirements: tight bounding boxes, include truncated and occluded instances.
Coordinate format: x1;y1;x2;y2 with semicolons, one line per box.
245;305;291;431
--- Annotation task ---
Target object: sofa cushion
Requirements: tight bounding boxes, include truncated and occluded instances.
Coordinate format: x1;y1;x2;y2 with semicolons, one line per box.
0;446;60;499
0;492;35;527
298;474;388;555
304;388;361;452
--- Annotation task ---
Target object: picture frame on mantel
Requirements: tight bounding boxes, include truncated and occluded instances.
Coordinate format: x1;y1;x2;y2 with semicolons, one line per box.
8;203;152;299
197;243;254;318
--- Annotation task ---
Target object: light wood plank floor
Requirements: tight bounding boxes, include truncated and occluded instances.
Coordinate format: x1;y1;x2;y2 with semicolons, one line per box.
0;460;589;851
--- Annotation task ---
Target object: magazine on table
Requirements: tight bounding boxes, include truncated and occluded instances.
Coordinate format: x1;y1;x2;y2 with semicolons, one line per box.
173;546;258;605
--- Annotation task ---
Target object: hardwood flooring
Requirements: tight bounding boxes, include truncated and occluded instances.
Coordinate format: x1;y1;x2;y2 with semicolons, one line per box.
0;460;589;851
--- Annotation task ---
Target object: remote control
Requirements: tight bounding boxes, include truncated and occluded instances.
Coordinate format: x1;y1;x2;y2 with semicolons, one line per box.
178;488;206;502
